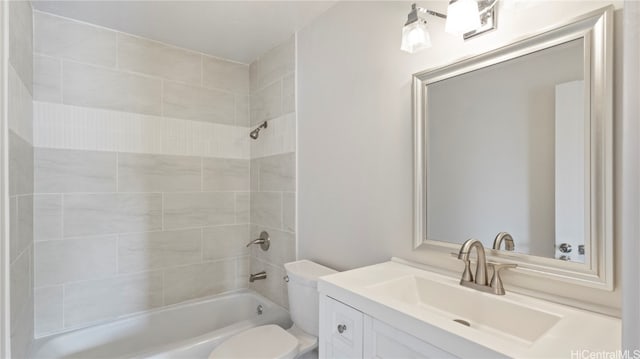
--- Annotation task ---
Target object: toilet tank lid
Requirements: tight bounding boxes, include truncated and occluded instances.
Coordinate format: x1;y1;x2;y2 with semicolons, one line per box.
284;260;337;287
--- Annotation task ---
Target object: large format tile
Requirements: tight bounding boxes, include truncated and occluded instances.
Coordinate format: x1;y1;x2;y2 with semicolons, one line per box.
63;61;162;115
282;73;295;114
248;257;287;308
118;153;201;192
202;158;249;191
163;81;235;125
35;148;116;193
250;226;295;268
163;260;236;305
283;192;295;232
34;55;62;103
34;194;62;241
250;81;282;125
255;36;294;90
236;95;250;127
251;153;295;192
34;11;116;67
118;229;202;273
9;131;34;196
10;249;31;330
235;192;250;224
15;195;34;260
64;193;162;237
202;56;249;95
64;271;163;327
35;286;64;337
202;225;249;260
250;192;282;229
163;192;235;229
117;33;201;84
35;236;117;287
9;0;33;94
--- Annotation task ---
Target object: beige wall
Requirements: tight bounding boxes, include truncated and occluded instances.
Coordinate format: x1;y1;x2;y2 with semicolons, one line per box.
297;1;623;314
8;1;34;357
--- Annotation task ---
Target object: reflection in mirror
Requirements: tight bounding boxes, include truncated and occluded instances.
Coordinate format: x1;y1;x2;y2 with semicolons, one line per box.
425;39;586;263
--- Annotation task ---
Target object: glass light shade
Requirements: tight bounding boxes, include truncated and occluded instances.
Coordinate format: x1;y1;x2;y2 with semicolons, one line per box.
445;0;481;35
401;21;432;54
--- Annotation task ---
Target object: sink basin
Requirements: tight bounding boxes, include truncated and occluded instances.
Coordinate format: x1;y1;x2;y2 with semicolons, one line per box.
365;275;561;345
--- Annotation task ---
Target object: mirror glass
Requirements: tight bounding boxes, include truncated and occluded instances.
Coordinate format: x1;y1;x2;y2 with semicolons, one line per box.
426;39;586;263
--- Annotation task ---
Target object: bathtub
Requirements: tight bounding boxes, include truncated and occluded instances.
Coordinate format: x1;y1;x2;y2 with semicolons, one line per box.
29;289;292;359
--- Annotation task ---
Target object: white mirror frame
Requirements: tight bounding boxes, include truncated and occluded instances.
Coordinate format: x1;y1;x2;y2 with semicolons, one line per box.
413;6;614;290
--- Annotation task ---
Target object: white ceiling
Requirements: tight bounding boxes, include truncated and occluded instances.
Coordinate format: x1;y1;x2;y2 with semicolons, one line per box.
31;1;337;64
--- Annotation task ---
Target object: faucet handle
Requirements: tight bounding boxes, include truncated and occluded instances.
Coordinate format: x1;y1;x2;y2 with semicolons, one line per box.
488;262;517;295
246;231;270;251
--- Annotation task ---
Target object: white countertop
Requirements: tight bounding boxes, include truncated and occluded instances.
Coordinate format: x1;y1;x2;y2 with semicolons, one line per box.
318;259;621;358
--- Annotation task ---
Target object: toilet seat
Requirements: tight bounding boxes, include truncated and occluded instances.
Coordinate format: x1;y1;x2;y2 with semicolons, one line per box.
208;325;299;359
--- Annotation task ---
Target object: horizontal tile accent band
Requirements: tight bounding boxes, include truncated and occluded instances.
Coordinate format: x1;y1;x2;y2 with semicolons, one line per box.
33;102;251;159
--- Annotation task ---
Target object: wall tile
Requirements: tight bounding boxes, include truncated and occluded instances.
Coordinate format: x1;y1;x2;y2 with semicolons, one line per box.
235;192;250;224
283;73;295;114
34;55;61;103
9;0;33;94
163;192;235;229
250;226;295;268
163;259;236;305
34;194;62;241
202;56;249;95
249;61;258;94
118;229;202;273
237;256;249;288
10;249;31;329
63;61;162;115
9;130;34;197
236;95;250;127
248;258;287;308
64;271;163;327
250;80;282;125
202;158;249;191
35;148;116;193
249;113;296;159
202;225;249;261
34;236;117;287
64;193;162;237
255;36;295;90
251;153;295;191
9;198;17;258
117;33;201;84
35;286;64;337
163;81;235;125
118;153;201;192
250;192;282;229
8;66;34;145
283;192;295;232
34;11;116;67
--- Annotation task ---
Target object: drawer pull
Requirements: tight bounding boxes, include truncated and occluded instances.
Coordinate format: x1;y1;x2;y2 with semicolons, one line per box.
337;324;347;334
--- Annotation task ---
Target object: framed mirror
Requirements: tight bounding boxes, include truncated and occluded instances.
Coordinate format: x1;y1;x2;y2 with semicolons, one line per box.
412;6;613;290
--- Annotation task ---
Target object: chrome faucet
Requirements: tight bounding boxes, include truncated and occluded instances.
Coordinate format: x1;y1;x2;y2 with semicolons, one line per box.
457;238;517;295
493;232;515;251
249;271;267;282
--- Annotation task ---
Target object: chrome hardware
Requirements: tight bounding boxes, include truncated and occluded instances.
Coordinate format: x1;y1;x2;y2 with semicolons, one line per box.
578;245;585;255
559;255;571;261
558;243;572;253
257;305;263;315
492;232;515;251
249;121;268;140
457;238;516;295
249;271;267;282
337;324;347;334
283;275;289;282
246;231;270;251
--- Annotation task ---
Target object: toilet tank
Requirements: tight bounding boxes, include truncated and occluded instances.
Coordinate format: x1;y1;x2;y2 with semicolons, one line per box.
284;260;337;337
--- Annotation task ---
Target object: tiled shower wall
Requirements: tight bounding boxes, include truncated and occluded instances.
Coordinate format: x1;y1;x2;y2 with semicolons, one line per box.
32;12;252;337
8;1;35;357
248;37;297;308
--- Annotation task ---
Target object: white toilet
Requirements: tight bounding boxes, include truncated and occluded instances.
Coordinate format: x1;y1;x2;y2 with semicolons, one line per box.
208;260;337;359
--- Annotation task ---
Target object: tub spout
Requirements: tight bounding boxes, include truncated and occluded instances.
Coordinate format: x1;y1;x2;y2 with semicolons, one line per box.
249;271;267;282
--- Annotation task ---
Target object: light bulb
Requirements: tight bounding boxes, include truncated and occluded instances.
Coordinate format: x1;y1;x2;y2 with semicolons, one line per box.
445;0;481;35
401;21;432;54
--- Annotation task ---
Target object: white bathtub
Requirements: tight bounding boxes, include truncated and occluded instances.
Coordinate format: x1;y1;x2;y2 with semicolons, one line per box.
29;290;292;359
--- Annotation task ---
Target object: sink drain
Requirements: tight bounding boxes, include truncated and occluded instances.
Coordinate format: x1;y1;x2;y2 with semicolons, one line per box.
453;319;470;327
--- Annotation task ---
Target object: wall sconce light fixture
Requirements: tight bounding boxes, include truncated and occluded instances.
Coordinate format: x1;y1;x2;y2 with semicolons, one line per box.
401;0;498;54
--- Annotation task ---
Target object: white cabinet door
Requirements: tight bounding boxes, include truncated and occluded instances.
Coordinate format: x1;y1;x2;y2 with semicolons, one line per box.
363;316;459;359
320;296;364;359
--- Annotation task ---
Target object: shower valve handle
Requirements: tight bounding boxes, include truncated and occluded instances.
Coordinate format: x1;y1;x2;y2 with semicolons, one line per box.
245;231;270;251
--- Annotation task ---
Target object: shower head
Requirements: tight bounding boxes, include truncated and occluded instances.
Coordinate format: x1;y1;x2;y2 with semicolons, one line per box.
249;121;268;140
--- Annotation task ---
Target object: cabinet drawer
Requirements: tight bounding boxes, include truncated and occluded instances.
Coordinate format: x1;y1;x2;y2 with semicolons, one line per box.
320;296;364;358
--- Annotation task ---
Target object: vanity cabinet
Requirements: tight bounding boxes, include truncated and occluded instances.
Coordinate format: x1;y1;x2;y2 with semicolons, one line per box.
320;296;457;359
